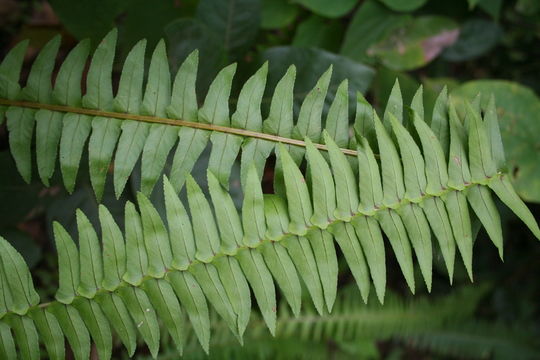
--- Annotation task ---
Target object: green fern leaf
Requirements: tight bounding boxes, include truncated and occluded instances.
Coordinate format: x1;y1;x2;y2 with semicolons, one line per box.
324;131;359;221
0;238;39;315
5;315;39;360
164;176;197;268
48;303;90;360
0;39;28;125
94;292;137;356
140;40;175;196
27;308;64;360
76;210;103;298
213;255;251;338
0;321;16;359
431;85;450;156
167;271;210;353
117;286;160;358
87;29;118;201
383;79;403;130
325;79;350;148
261;196;303;316
72;298;112;360
241;164;267;247
7;36;60;183
282;235;324;314
122;201;148;286
113;39;148;198
137;192;173;278
141;279;185;356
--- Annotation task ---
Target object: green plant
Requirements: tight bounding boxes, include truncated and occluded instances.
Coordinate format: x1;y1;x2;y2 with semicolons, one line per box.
0;28;539;359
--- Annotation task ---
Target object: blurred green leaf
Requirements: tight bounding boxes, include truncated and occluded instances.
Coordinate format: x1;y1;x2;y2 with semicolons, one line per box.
49;0;127;43
260;46;375;110
0;152;45;228
516;0;540;15
119;0;190;55
372;69;450;121
368;16;459;71
261;0;299;29
442;19;502;62
46;180;127;241
292;15;344;52
379;0;427;12
467;0;481;8
452;80;540;203
341;0;409;64
165;19;225;97
478;0;503;20
420;1;470;19
372;67;419;112
421;77;458;119
422;77;458;116
293;0;358;18
196;0;261;59
1;229;41;269
338;339;379;357
424;77;460;95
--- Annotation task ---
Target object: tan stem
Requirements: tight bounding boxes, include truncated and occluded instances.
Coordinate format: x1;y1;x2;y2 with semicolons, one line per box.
0;98;358;157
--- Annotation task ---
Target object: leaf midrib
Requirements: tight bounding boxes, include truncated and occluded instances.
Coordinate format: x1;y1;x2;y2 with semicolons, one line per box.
0;98;357;157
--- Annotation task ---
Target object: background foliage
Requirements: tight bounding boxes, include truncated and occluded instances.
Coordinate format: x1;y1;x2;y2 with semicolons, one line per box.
0;0;539;358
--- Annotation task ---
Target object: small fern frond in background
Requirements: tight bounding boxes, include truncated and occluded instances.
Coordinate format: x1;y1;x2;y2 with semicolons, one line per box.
139;285;540;360
400;322;540;360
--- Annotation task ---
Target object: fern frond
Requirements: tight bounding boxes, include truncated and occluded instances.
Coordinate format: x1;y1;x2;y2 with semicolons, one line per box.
1;29;540;359
0;29;357;201
0;156;538;358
